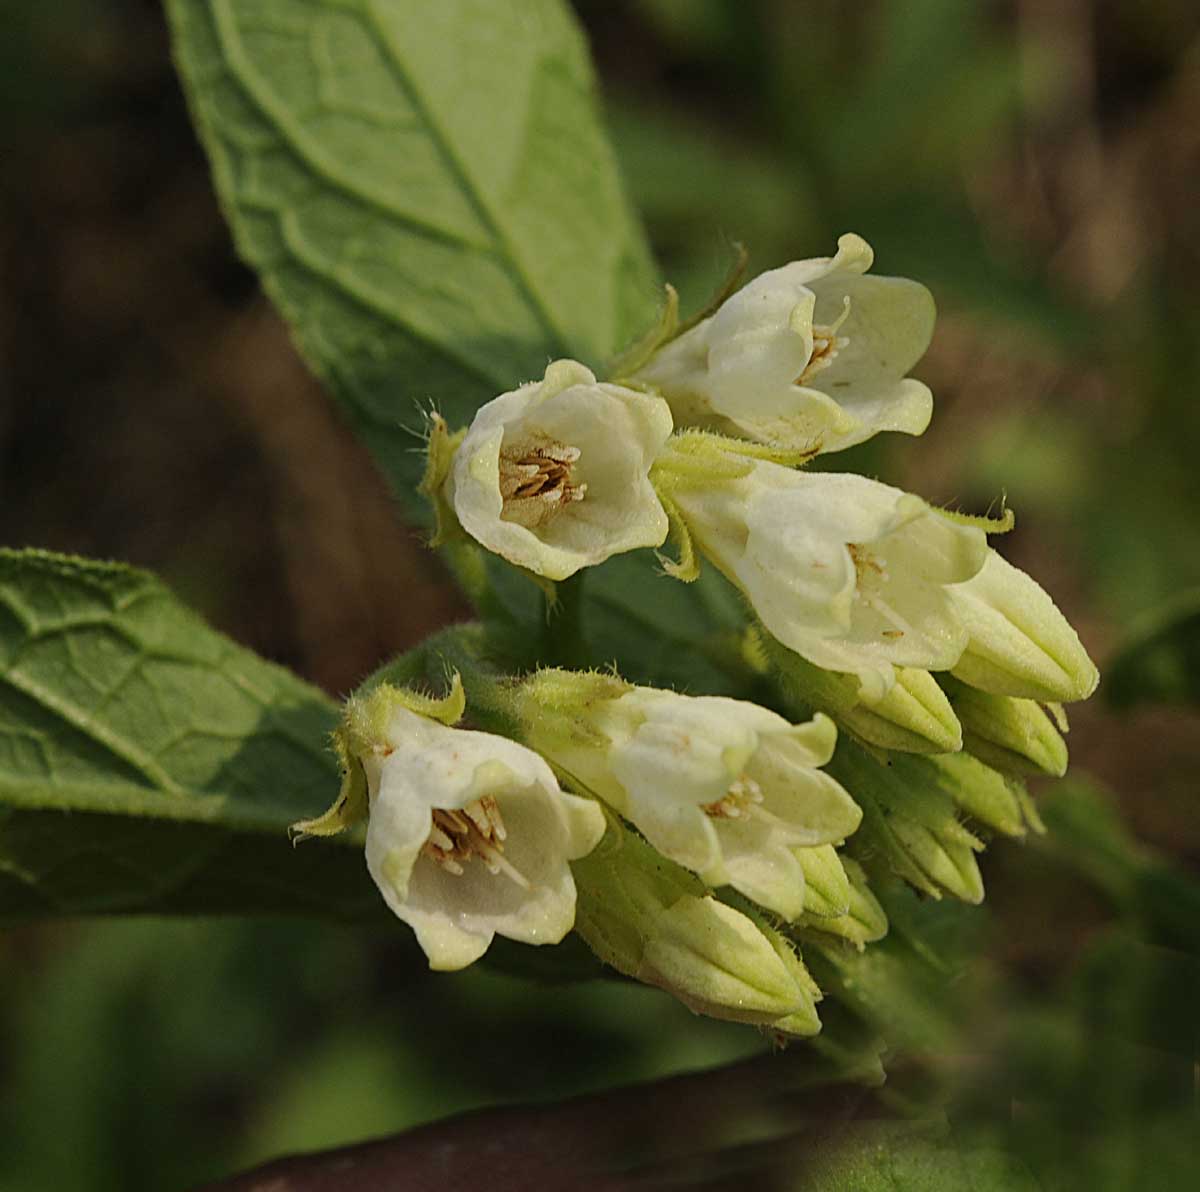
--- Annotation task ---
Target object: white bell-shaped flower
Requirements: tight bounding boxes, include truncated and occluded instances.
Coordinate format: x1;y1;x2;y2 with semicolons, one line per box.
670;461;989;701
451;360;673;580
362;706;605;970
631;234;935;453
531;681;860;921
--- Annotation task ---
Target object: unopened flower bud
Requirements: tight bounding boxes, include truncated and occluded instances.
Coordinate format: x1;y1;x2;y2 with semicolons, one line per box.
764;627;962;754
830;742;984;903
797;856;889;949
888;750;1043;839
941;676;1068;777
949;550;1099;703
571;816;819;1028
639;896;818;1028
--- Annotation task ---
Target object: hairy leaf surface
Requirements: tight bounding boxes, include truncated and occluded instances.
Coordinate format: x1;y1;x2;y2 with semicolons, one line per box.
0;550;376;919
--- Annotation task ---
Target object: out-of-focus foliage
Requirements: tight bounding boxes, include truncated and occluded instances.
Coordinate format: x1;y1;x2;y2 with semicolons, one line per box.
1105;590;1200;708
2;0;1199;1188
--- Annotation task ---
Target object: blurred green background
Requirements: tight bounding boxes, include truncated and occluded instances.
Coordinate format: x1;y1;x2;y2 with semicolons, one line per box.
2;1;1199;1187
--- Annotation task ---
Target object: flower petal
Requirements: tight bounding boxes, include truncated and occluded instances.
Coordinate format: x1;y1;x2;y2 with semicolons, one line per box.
452;362;672;579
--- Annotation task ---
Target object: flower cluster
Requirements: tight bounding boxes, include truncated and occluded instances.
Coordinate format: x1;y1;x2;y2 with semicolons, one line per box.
300;235;1098;1034
294;669;852;1034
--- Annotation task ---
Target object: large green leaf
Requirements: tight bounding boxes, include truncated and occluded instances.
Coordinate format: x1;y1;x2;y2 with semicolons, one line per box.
0;549;377;920
166;0;658;500
165;0;764;698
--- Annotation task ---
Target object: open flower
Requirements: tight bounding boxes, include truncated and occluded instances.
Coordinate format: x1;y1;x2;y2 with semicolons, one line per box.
629;233;935;453
450;359;673;580
360;705;605;970
662;453;989;700
520;674;861;921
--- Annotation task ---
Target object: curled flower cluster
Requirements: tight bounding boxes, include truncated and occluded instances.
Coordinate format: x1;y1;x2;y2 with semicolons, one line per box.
300;235;1099;1034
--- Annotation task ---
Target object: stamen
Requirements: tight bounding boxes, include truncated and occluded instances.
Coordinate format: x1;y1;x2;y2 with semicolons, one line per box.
797;296;852;386
499;437;586;529
464;801;491;834
482;795;507;841
428;825;456;852
422;798;526;887
704;775;765;819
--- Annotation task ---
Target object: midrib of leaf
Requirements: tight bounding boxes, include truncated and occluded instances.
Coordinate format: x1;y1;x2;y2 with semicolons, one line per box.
0;661;185;797
361;2;572;352
208;1;488;249
210;0;571;360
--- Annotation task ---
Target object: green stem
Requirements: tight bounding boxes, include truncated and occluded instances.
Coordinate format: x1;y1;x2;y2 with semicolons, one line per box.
542;572;589;670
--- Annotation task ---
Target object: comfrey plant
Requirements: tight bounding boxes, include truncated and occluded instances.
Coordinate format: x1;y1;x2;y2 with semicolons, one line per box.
296;234;1098;1035
1;3;1100;1086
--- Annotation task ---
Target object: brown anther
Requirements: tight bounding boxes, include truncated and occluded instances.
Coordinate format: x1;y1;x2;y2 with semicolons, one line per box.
796;323;849;387
848;542;885;582
422;798;526;887
499;439;586;529
703;775;764;820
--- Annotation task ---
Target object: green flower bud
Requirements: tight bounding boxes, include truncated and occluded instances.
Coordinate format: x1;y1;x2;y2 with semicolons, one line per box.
886;817;984;905
571;815;821;1029
829;742;984;903
759;928;823;1039
794;844;853;919
949;550;1099;702
941;676;1068;777
764;628;962;754
889;751;1043;839
797;856;889;949
640;897;817;1029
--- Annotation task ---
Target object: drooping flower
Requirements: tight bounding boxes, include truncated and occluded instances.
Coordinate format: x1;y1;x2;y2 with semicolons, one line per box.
300;682;607;971
658;448;989;701
628;234;935;453
518;672;861;921
450;359;673;580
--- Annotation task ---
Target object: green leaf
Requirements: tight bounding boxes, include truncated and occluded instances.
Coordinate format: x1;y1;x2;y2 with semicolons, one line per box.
1037;780;1200;957
0;549;377;920
165;0;766;699
166;0;658;503
1104;589;1200;708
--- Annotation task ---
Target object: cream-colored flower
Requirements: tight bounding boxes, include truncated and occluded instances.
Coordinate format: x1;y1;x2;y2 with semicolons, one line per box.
450;360;673;580
522;675;860;921
630;234;934;453
361;706;605;970
667;458;989;701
